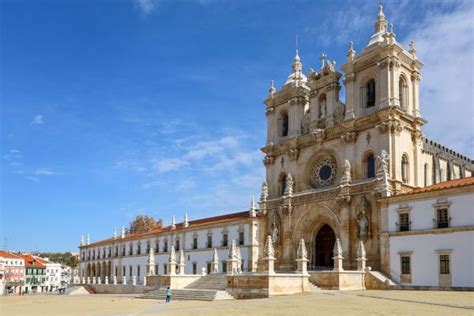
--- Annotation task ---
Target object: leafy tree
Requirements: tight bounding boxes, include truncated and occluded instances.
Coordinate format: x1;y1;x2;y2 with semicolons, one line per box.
128;215;163;234
38;252;79;268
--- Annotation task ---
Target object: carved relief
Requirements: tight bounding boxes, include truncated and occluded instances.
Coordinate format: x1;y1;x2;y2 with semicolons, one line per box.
356;196;371;240
341;131;357;143
263;156;275;166
287;148;299;161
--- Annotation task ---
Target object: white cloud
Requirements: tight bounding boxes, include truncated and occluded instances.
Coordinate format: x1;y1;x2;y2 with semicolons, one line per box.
152;157;188;173
31;115;44;125
2;149;22;160
33;168;56;176
25;176;39;182
176;179;195;190
134;0;156;14
404;2;474;157
114;160;147;172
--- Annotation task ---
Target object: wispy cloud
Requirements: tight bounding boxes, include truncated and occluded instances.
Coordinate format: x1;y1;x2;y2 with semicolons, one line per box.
134;0;156;14
33;168;56;176
31;115;44;125
152;157;188;173
2;149;22;160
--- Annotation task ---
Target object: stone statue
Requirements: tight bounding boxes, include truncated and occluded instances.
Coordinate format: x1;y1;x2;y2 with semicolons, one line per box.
340;159;352;186
319;99;326;118
272;223;279;244
376;150;389;178
358;213;369;239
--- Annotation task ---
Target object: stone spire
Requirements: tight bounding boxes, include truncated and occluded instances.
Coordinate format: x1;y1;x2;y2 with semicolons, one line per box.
347;41;356;62
297;239;308;260
86;234;90;245
260;181;269;202
178;249;185;275
147;247;155;276
332;238;344;271
171;216;176;230
284;173;294;197
121;226;125;239
228;239;237;260
211;248;219;274
356;241;367;271
212;248;219;264
226;240;239;275
80;235;84;246
268;80;276;97
113;228;117;240
184;212;189;228
169;245;176;264
249;196;257;217
236;246;242;273
284;50;307;86
367;1;388;47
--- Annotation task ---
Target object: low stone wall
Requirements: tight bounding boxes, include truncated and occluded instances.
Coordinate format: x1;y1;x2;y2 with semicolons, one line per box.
365;272;391;290
226;273;310;299
88;284;150;294
309;271;365;290
146;275;202;289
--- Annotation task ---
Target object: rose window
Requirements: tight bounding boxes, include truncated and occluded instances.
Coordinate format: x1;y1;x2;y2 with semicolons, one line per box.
310;155;337;188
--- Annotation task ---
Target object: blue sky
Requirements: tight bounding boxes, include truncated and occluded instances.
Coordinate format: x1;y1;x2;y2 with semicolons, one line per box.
1;0;473;252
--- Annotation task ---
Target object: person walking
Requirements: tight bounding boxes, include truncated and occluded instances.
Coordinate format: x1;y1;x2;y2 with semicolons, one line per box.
165;287;172;303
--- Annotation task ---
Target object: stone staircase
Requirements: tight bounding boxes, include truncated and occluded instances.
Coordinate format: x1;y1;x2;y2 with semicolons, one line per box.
141;274;234;301
184;274;227;290
367;270;398;289
308;280;320;292
141;288;233;301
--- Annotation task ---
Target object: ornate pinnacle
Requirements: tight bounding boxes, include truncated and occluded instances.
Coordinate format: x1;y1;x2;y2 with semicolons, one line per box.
260;181;269;202
333;238;343;258
264;235;275;259
347;41;356;61
297;239;308;260
184;212;189;228
121;226;125;239
249;196;257;217
169;245;176;264
171;215;176;230
80;235;84;246
357;241;367;260
228;240;237;260
268;80;276;97
148;247;155;265
212;248;219;264
87;234;90;245
179;249;185;266
113;228;117;240
284;173;294;197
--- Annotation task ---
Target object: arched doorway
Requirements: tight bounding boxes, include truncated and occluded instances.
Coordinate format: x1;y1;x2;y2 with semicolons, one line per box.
314;224;335;269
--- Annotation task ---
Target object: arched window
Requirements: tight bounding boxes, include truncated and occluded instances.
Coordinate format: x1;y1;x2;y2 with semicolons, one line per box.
366;153;375;178
279;111;289;137
401;154;409;183
366;79;376;108
279;173;287;196
399;76;408;110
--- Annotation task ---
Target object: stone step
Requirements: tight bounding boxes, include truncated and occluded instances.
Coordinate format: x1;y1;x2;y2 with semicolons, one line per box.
184;274;227;290
141;288;234;301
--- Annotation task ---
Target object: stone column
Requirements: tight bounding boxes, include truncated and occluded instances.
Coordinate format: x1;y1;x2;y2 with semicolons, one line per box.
143;276;147;286
86;277;90;284
113;275;117;285
263;235;275;274
105;276;109;285
226;240;239;275
356;241;367;271
178;249;185;275
122;276;127;285
332;238;344;272
168;246;177;276
211;248;219;274
295;239;309;275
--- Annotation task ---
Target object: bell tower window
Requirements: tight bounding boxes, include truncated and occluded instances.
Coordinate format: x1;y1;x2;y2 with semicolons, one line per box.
401;154;409;183
366;79;376;108
399;76;408;110
279;111;289;137
365;153;375;178
279;173;287;196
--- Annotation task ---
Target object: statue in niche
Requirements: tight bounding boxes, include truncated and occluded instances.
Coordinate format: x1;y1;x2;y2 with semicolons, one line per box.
356;196;371;239
318;97;327;119
270;211;281;244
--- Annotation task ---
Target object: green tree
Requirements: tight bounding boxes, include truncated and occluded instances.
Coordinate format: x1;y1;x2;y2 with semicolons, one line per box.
128;215;163;234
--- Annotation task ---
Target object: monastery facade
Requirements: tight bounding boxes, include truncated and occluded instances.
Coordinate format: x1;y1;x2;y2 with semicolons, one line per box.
78;4;473;290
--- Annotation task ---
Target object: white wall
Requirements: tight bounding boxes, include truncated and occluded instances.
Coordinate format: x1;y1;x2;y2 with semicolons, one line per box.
389;231;474;287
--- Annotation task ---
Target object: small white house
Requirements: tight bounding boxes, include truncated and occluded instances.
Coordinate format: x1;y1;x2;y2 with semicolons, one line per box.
45;262;62;292
381;177;474;288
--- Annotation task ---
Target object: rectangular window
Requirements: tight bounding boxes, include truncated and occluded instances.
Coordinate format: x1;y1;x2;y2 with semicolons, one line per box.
137;244;141;255
207;235;212;248
123;266;126;277
164;241;168;253
129;266;132;277
440;255;450;274
437;209;449;228
399;213;410;231
175;240;180;251
129;245;133;256
155;264;158;275
222;261;227;273
163;264;167;275
192;263;197;275
155;242;160;253
222;234;228;247
137;265;140;277
401;256;411;275
193;238;198;249
146;243;150;254
239;232;244;245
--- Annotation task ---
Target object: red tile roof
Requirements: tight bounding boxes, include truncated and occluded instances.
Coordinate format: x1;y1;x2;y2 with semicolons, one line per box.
21;254;48;268
85;210;251;247
0;251;24;260
394;177;474;197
